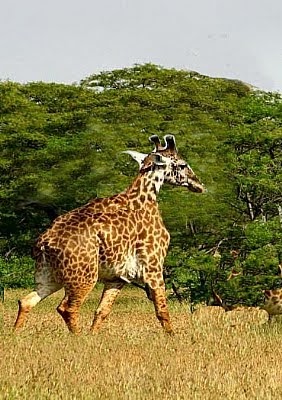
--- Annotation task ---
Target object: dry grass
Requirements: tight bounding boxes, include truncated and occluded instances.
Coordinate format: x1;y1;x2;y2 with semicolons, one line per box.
1;287;282;399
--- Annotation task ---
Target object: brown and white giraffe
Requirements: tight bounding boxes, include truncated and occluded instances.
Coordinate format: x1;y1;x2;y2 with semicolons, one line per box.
14;135;205;334
262;264;282;320
211;263;282;321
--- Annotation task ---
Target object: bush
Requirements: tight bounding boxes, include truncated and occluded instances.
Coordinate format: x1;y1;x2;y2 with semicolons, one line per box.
0;256;34;288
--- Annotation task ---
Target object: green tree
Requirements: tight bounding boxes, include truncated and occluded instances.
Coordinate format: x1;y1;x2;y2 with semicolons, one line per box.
0;64;281;301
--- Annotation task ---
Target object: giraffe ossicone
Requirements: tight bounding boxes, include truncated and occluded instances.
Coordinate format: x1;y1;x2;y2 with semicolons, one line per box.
14;135;205;334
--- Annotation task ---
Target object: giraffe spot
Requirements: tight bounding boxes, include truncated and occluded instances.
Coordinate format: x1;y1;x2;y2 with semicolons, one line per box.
155;221;161;229
127;221;134;232
146;244;154;253
65;268;73;274
112;245;121;253
150;279;157;288
139;229;147;240
116;226;125;235
273;290;281;296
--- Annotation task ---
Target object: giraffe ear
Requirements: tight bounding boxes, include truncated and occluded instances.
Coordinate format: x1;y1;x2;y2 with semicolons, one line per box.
122;151;147;168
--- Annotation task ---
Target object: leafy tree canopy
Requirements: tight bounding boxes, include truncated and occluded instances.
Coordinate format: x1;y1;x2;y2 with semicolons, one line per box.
0;64;281;307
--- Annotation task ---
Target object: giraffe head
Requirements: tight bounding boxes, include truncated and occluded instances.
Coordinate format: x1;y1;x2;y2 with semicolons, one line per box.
124;135;205;193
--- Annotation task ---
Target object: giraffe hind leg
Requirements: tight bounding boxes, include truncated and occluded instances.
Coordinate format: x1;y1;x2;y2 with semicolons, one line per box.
14;282;62;330
57;246;99;333
56;293;68;319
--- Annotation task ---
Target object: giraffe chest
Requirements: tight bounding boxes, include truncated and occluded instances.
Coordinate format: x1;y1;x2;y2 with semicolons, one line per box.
96;223;166;282
97;224;143;281
95;209;169;282
98;249;143;282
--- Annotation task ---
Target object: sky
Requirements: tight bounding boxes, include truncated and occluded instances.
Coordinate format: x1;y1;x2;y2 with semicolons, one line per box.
1;0;282;92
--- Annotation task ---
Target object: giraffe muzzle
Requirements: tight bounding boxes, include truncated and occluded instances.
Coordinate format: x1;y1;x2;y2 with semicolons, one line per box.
182;179;206;193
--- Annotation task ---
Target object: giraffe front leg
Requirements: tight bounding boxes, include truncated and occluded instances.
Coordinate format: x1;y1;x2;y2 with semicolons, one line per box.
149;284;173;334
90;281;125;333
143;254;173;334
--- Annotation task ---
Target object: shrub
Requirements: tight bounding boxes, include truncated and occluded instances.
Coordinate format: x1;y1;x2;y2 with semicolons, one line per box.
0;256;34;288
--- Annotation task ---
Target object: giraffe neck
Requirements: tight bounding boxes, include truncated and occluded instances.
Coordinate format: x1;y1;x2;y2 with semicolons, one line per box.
125;169;165;208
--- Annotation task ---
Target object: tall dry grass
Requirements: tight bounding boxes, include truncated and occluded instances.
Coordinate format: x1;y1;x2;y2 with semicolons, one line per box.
1;287;282;400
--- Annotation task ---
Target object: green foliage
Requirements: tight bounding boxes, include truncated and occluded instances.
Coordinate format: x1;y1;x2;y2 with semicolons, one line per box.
0;256;34;288
0;64;281;308
245;219;282;250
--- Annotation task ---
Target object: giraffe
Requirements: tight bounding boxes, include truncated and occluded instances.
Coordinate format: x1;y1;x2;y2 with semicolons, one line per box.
211;263;282;321
14;135;205;334
262;264;282;320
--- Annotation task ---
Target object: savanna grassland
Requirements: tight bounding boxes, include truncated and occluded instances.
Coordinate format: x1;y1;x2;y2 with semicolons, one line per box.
1;65;281;398
1;287;282;400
